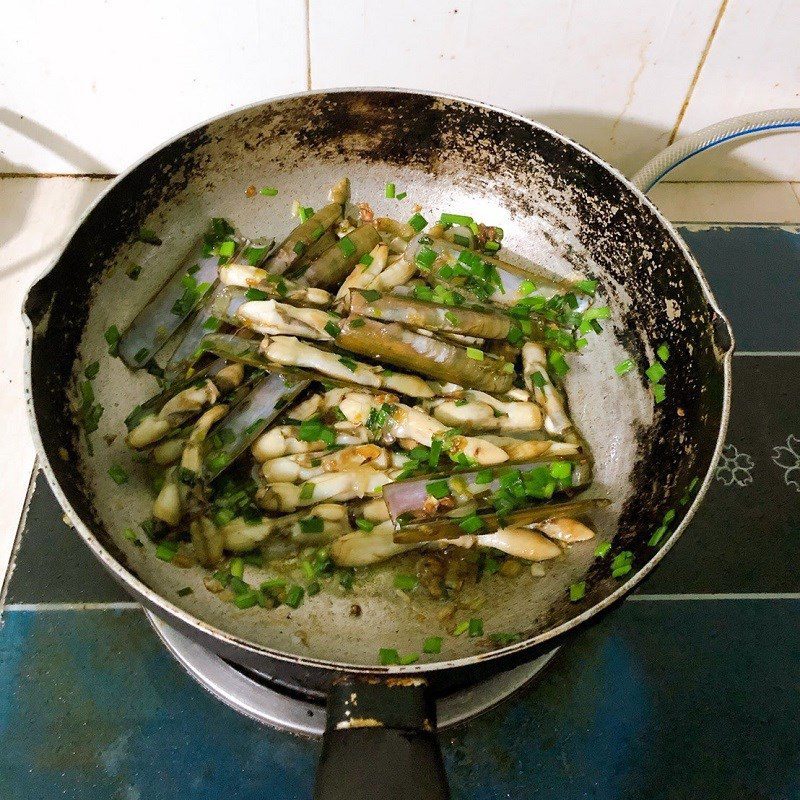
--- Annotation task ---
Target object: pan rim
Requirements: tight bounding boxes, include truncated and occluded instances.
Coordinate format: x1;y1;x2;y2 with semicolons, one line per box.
22;86;734;674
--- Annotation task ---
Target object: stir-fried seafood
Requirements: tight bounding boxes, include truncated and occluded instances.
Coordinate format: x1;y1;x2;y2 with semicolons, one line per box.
94;179;611;617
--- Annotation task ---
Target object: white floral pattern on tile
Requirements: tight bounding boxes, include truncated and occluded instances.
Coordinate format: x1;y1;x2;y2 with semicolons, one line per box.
771;435;800;492
715;444;754;487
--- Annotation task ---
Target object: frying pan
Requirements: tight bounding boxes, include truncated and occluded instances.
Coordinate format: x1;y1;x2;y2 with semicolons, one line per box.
23;89;733;799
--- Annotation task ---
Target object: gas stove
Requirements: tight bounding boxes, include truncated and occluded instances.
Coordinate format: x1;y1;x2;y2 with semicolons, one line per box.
1;224;798;799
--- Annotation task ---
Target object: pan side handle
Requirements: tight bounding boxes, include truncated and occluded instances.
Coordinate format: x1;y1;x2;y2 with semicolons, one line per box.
314;676;450;800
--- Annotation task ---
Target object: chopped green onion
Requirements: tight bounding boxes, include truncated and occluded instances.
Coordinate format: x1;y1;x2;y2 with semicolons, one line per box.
355;518;375;532
518;279;537;296
490;632;522;646
218;240;235;257
426;480;450;500
324;320;341;338
657;343;670;362
234;591;259;609
581;306;611;322
594;541;611;558
108;464;128;485
530;371;546;388
549;461;572;481
338;236;356;257
338;356;358;372
458;514;484;534
408;213;427;232
452;621;469;636
84;361;100;380
284;585;305;608
177;586;193;597
359;253;374;267
229;557;244;579
299;206;314;223
133;347;149;364
440;213;474;227
202;315;221;331
474;468;493;485
569;581;586;602
663;508;676;524
385;182;396;198
575;279;598;295
415;246;437;270
338;569;355;590
245;288;269;301
646;362;666;383
379;648;400;665
300;516;324;534
548;351;569;378
259;186;278;196
350;317;366;329
138;228;162;245
123;528;142;547
299;482;315;501
104;325;120;356
466;347;483;361
155;541;179;562
423;636;442;654
468;618;484;637
615;359;634;376
395;192;407;201
652;383;667;404
453;233;470;247
443;311;460;326
394;573;418;591
648;525;668;547
307;580;321;596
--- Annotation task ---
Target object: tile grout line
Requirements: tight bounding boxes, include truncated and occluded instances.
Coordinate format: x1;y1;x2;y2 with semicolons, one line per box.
5;594;800;612
667;0;729;146
304;0;312;90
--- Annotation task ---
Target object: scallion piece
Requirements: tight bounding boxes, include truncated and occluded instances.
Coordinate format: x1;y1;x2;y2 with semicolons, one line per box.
359;253;374;268
646;362;666;383
338;236;356;257
575;279;598;295
245;288;269;301
423;636;442;654
415;246;437;270
466;347;484;361
300;516;324;534
426;480;450;500
395;192;407;201
452;621;469;636
615;359;634;376
299;206;314;222
338;356;358;372
393;573;418;591
324;320;341;338
548;351;569;378
518;279;537;296
657;343;670;362
379;648;400;665
594;541;611;558
648;525;668;547
177;586;193;597
385;182;396;198
299;482;315;501
531;371;546;388
155;541;179;562
467;618;484;637
259;187;278;196
652;383;667;404
458;514;484;534
355;518;374;532
474;468;493;485
108;464;129;485
440;213;474;227
408;213;427;233
284;585;305;608
569;581;586;602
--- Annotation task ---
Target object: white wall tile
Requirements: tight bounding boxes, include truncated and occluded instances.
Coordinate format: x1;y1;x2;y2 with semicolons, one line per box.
669;0;800;181
0;176;110;586
0;1;307;174
649;181;800;222
309;0;721;179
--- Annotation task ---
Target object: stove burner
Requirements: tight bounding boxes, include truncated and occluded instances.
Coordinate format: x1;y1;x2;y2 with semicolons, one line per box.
147;612;557;737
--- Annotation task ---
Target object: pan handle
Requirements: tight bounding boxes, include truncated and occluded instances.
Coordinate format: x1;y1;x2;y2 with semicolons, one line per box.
314;675;450;800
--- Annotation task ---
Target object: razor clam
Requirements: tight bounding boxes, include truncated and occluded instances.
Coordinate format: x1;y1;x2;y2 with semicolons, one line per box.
265;202;343;275
393;497;610;544
336;316;515;394
164;286;249;380
118;235;233;368
344;288;513;339
201;370;310;481
219;262;332;307
294;224;382;288
382;457;591;523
